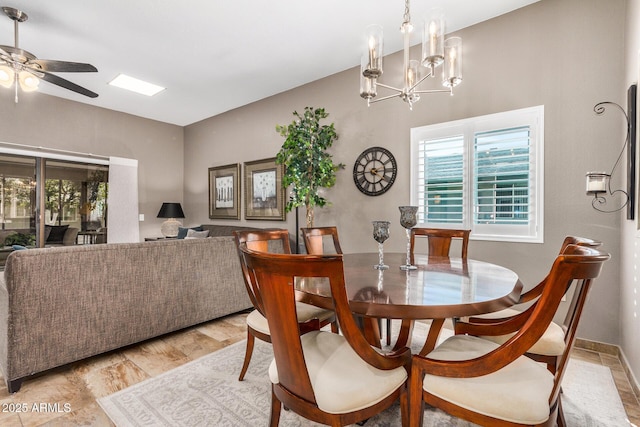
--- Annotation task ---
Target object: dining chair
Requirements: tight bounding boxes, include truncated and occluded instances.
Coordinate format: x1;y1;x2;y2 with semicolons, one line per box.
388;228;471;347
239;246;411;426
233;229;338;381
456;235;602;373
409;228;471;263
301;226;343;255
409;244;609;427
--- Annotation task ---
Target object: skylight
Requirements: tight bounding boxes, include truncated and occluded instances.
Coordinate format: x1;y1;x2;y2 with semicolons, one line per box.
108;74;165;96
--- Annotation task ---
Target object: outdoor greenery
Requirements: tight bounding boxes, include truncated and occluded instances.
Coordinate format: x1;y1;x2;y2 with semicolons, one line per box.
276;107;344;227
3;232;35;247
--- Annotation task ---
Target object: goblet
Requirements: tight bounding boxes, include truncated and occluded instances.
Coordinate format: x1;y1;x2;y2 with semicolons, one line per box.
372;220;390;270
399;206;418;270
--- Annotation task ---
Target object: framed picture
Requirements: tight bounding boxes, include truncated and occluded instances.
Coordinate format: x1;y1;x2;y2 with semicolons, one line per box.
209;163;240;219
244;157;285;221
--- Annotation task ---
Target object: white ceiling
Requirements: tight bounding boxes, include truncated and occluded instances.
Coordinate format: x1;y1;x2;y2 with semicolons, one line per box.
0;0;539;126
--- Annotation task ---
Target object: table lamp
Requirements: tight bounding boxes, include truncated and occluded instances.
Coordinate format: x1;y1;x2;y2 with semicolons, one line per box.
157;202;185;237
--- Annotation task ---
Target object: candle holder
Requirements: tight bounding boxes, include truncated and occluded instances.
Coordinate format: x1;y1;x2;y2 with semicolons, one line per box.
372;221;390;270
399;206;418;270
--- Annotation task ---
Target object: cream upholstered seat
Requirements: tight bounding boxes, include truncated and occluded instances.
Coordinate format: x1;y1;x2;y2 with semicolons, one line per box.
245;303;335;336
240;245;411;426
410;244;609;427
233;229;338;382
423;335;554;424
268;331;407;414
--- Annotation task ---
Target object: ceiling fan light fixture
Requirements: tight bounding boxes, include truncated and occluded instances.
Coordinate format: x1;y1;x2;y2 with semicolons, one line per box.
18;70;38;91
1;7;99;102
0;64;14;88
109;73;165;96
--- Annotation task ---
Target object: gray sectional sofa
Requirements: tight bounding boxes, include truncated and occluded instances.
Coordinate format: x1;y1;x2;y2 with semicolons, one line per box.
0;225;258;393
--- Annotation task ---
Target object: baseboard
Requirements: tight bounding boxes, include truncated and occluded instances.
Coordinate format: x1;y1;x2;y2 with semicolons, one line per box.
575;338;640;399
575;337;619;356
620;348;640;400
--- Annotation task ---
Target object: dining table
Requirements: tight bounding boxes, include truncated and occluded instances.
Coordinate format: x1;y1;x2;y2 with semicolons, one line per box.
295;252;523;355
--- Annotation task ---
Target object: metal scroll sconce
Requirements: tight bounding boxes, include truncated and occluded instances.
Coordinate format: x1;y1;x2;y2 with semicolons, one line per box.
587;84;637;219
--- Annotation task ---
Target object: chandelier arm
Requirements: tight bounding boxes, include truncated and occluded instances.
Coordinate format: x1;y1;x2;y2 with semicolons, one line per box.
408;72;433;92
413;89;452;94
375;82;403;93
369;93;406;104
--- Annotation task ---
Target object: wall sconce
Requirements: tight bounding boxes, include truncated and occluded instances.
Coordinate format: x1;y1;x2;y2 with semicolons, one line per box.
587;84;636;219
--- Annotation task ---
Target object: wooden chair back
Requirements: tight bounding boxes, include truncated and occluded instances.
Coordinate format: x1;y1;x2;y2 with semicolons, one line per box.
410;228;470;263
239;247;411;415
233;229;291;316
441;245;609;425
301;226;343;255
518;235;602;305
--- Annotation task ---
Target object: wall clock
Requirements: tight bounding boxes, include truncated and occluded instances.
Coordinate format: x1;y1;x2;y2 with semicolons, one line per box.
353;146;397;196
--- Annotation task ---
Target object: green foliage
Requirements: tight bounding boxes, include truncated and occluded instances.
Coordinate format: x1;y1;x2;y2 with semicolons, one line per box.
3;232;35;247
275;107;344;226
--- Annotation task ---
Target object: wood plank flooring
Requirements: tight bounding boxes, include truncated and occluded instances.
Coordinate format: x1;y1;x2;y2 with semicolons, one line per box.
0;312;637;426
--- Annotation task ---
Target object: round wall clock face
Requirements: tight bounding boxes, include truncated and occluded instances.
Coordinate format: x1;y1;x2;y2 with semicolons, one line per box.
353;146;397;196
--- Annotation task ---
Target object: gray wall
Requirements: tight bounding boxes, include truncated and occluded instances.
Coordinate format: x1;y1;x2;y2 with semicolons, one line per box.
622;0;640;392
0;93;184;238
185;0;624;346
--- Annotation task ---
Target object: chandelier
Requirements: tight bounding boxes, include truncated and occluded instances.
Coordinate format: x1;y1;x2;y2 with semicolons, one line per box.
360;0;463;109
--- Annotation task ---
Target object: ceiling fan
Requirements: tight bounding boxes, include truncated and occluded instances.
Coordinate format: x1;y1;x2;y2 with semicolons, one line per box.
0;6;98;102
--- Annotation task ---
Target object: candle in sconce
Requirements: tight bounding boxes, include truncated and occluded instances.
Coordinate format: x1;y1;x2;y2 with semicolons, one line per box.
587;179;606;192
429;21;437;55
407;66;416;87
449;47;457;78
368;36;376;69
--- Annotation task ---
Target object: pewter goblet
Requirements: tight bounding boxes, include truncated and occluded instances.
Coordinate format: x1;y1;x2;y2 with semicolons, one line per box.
399;206;418;270
372;220;390;270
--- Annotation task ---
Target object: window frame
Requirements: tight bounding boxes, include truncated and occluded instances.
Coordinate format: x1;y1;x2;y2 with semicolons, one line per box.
410;105;544;243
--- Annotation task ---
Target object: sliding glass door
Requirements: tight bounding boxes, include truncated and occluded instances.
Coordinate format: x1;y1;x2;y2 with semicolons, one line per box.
45;160;108;231
0;153;108;268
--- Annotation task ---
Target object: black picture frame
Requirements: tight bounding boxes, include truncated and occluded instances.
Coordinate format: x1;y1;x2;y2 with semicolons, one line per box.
208;163;240;220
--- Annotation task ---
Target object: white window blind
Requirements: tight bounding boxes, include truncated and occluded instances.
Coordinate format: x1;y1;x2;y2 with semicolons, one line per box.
474;127;531;225
417;135;465;224
411;106;544;243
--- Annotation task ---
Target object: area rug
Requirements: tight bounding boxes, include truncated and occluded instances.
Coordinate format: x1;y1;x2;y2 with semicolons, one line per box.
98;324;629;426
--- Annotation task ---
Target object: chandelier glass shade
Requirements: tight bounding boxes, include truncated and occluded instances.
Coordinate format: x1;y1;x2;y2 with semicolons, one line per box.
360;1;463;109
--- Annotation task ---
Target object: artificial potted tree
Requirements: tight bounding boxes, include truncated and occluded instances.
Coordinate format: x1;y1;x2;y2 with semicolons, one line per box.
276;107;344;229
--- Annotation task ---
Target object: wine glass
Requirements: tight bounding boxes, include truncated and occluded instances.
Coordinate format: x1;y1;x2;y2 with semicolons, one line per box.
372;221;390;270
399;206;418;270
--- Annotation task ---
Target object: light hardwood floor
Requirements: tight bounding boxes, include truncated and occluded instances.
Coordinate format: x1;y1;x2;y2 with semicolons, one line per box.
0;312;638;427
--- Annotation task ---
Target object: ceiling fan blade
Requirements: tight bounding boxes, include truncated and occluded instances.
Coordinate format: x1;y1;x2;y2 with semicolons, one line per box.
28;59;97;73
40;71;98;98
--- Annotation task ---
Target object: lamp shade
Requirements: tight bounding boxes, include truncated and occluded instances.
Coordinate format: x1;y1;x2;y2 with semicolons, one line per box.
157;202;185;219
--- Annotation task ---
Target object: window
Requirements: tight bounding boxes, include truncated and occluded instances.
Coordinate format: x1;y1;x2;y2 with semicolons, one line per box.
411;106;544;243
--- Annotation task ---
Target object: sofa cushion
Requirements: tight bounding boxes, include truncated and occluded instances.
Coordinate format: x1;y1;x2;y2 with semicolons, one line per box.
185;229;210;239
45;225;69;243
177;226;204;239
